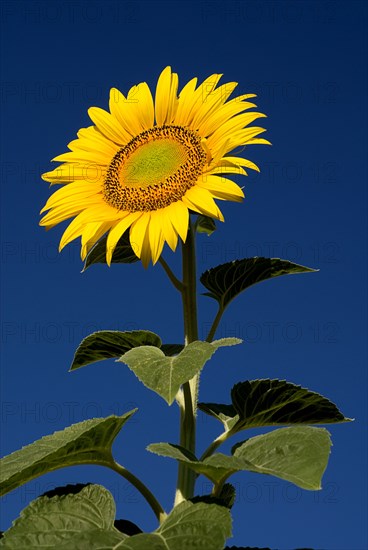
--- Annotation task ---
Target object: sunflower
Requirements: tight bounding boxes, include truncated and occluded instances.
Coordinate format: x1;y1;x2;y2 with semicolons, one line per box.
40;67;270;267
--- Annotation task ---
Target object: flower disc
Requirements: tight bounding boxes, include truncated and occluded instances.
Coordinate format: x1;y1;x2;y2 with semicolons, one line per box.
104;126;207;212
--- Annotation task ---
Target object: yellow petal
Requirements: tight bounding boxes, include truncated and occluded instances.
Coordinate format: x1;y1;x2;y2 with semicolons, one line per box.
243;138;272;146
211;127;268;158
207;113;267;151
109;88;141;139
174;77;198;126
133;82;154;130
40;202;91;228
129;214;151;268
208;137;232;165
42;198;107;226
59;213;88;251
88;106;128;145
106;212;141;265
167;201;189;243
183;74;223;128
42;202;122;228
81;222;110;260
52;150;112;166
190;82;238;131
114;81;155;133
182;187;224;221
206;164;247;177
161;206;179;252
155;66;177;126
222;156;260;172
40;181;101;213
166;71;179;124
68;138;118;157
42;163;105;185
199;96;257;137
198;175;245;202
148;210;165;265
71;126;120;156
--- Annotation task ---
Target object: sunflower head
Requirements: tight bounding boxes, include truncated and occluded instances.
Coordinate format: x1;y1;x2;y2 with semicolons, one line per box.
40;67;270;267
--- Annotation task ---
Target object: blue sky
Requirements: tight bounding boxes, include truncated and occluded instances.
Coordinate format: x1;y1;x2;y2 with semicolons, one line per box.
1;1;367;548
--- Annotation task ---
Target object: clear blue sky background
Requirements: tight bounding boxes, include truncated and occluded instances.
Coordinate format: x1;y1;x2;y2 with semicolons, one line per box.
1;1;367;548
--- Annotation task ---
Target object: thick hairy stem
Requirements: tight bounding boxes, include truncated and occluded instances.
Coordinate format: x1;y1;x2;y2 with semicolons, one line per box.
175;221;199;504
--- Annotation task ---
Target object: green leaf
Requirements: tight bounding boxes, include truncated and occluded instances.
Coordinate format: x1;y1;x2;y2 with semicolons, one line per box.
85;500;231;549
147;443;247;485
0;484;127;549
119;338;241;405
233;426;332;490
191;482;236;509
114;519;142;536
160;343;185;356
195;214;217;235
149;426;332;490
2;489;231;550
199;379;350;433
70;330;162;370
0;411;136;496
57;531;126;549
144;500;231;550
216;482;236;509
200;257;317;308
117;534;167;549
197;403;239;432
82;230;138;271
231;379;350;430
148;442;197;462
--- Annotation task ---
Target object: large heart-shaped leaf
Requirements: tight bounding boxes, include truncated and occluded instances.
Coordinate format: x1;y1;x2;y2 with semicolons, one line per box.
0;411;136;496
198;379;350;434
119;338;241;405
98;500;233;549
153;500;231;550
83;230;138;271
0;484;126;549
232;426;331;490
70;330;162;370
149;426;331;490
1;487;231;550
200;257;317;308
231;379;350;429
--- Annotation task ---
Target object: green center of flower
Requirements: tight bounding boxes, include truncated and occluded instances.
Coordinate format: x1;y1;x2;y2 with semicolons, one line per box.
103;126;207;212
120;139;188;189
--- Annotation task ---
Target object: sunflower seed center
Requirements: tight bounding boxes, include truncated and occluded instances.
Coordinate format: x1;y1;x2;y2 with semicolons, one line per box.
103;125;206;211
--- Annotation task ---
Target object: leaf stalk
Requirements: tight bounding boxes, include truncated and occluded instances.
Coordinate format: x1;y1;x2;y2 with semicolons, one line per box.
109;460;166;523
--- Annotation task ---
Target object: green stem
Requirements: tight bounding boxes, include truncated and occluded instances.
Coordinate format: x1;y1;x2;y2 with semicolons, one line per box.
199;431;229;462
181;221;199;345
159;256;184;293
110;460;166;523
211;480;226;497
206;304;225;342
175;220;199;504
